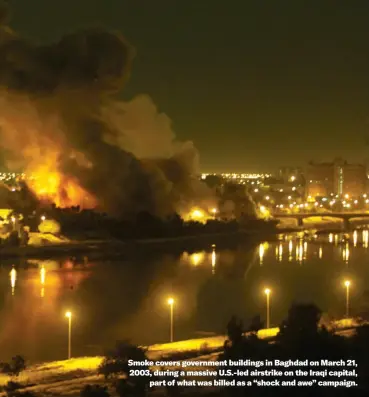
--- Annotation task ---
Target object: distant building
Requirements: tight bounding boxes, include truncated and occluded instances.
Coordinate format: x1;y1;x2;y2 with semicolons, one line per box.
279;166;304;184
306;158;367;197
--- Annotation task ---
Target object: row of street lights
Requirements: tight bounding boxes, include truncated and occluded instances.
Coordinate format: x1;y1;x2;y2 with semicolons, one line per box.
263;280;352;328
63;280;352;360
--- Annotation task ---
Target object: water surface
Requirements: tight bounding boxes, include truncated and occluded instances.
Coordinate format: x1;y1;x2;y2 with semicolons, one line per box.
1;230;369;362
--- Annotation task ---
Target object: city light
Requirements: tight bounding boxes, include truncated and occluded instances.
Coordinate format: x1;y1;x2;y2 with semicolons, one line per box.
344;281;351;318
264;288;271;329
168;297;175;342
65;311;72;360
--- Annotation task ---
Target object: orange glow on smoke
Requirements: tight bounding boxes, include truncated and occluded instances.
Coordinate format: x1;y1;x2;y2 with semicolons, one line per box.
26;153;97;209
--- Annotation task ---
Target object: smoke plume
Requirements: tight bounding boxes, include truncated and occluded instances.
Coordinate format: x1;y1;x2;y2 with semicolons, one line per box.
0;3;213;219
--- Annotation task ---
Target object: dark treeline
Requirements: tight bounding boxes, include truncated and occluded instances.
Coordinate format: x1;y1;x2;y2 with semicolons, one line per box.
37;206;277;240
221;304;369;396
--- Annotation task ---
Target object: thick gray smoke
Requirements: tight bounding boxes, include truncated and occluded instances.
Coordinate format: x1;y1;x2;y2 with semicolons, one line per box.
0;2;214;219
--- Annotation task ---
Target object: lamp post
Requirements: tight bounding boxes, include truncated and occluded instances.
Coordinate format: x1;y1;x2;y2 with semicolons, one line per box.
168;298;174;342
264;288;271;328
65;311;72;359
344;280;350;318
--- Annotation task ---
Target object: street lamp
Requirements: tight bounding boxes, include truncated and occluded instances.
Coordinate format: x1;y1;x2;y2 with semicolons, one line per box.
65;311;72;359
167;298;174;342
264;288;271;328
344;280;351;318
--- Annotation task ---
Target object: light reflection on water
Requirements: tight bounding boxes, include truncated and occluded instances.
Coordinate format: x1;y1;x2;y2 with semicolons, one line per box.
1;229;369;362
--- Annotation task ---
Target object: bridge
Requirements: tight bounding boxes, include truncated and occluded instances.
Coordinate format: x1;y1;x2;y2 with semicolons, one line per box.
274;212;369;229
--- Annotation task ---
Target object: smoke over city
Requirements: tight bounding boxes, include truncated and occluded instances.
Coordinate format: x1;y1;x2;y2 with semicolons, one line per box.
0;1;213;218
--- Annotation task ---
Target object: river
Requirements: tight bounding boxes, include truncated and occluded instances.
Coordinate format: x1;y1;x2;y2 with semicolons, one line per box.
0;229;369;363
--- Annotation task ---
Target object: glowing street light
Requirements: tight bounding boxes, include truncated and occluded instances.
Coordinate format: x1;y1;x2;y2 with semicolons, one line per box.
41;215;46;221
264;288;271;328
65;311;72;359
344;281;351;318
167;298;174;342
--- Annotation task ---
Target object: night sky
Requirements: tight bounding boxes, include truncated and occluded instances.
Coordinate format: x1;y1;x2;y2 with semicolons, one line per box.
8;0;369;172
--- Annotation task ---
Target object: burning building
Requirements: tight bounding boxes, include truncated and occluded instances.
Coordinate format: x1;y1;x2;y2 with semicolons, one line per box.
0;2;220;220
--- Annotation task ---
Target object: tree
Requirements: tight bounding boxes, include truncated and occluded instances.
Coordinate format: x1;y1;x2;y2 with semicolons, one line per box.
248;315;264;335
226;316;243;346
98;341;149;397
0;356;26;377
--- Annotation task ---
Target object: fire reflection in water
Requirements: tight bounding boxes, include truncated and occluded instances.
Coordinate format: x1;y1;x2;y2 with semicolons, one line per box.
319;246;323;259
258;242;269;265
40;265;46;298
10;267;16;296
211;245;216;274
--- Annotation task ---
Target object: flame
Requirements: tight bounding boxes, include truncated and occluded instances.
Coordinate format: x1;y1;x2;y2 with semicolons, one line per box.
26;151;97;209
181;207;214;223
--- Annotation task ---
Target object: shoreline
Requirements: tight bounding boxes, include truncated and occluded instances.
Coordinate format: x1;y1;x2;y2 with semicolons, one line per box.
0;227;282;260
0;218;361;260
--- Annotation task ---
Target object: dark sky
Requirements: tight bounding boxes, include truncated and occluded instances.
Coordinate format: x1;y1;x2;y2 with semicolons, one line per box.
8;0;369;172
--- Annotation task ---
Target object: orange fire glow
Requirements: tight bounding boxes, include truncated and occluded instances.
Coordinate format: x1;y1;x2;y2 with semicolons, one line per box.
26;153;97;209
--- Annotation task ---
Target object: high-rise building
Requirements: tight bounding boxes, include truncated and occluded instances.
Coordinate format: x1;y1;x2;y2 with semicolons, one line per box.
306;162;335;197
306;158;367;197
279;166;304;183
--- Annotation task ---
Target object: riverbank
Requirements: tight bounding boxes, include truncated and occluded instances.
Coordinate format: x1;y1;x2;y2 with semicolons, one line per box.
1;215;365;260
0;318;360;396
0;228;280;260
